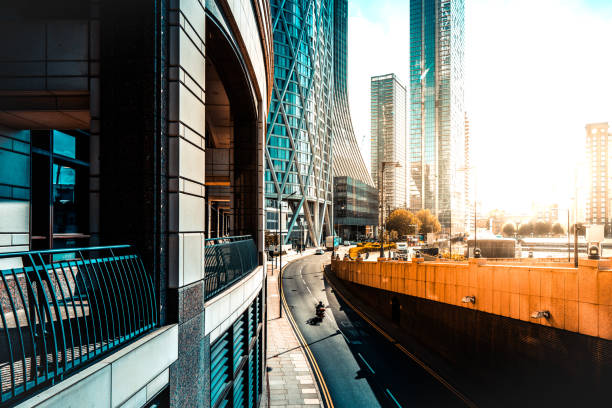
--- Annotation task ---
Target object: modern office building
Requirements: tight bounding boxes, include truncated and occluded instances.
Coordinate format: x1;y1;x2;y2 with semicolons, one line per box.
0;1;273;406
409;0;466;232
334;176;378;240
585;122;611;226
266;0;334;246
371;74;407;221
332;0;377;240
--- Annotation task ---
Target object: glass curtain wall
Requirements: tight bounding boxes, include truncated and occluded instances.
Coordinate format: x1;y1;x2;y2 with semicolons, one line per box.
266;0;334;245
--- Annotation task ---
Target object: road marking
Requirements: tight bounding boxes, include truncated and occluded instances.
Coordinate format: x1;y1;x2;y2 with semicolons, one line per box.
306;286;312;294
357;353;375;374
302;278;307;285
386;389;402;408
280;262;334;408
326;273;477;408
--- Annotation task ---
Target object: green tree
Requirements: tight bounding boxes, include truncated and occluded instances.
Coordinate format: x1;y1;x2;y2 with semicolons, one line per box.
552;223;565;235
534;221;552;236
386;209;420;236
416;209;441;234
518;222;534;236
265;231;278;247
502;223;516;237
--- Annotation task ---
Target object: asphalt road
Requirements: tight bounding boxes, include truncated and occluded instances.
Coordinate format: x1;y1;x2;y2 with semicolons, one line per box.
281;253;467;408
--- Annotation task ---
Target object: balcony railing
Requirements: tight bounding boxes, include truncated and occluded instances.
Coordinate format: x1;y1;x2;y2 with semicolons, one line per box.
204;235;258;300
0;245;157;406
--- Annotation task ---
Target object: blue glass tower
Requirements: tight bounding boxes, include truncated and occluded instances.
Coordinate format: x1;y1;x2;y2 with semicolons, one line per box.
409;0;465;232
266;0;334;245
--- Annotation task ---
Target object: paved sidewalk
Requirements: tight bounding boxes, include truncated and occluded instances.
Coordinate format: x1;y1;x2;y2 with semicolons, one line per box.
266;251;323;407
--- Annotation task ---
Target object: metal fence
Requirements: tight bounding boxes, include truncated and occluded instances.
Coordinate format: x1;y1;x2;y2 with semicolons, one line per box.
204;236;258;300
0;245;157;406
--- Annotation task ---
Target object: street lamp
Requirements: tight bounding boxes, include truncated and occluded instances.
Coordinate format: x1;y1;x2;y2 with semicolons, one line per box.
277;190;297;273
276;190;297;318
379;161;401;258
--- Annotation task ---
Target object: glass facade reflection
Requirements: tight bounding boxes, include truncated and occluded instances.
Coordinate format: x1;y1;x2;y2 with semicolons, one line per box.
410;0;465;232
334;176;377;240
371;74;407;212
266;0;334;245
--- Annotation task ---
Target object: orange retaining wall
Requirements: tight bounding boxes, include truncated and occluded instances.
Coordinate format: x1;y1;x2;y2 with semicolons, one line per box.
331;257;612;340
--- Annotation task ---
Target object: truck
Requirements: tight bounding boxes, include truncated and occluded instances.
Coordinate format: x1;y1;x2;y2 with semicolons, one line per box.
325;236;341;251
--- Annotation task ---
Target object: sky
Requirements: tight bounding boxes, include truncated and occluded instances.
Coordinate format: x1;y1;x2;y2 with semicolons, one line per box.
347;0;612;214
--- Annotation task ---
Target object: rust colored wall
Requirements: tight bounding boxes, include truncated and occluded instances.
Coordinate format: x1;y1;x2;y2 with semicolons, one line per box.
332;257;612;340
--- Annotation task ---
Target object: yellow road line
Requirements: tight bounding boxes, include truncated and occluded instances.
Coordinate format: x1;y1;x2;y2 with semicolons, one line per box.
326;271;478;408
280;261;335;408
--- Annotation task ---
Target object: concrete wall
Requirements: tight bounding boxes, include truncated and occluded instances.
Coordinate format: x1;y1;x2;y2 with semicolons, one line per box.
205;265;264;342
332;257;612;340
17;325;178;408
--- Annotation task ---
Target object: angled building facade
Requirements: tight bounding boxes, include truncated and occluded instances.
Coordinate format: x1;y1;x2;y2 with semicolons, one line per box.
266;0;334;246
332;0;377;240
409;0;466;233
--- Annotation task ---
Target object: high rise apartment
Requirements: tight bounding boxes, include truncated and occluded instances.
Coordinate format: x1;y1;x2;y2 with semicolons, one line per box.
332;0;378;240
266;0;334;246
371;74;408;218
586;122;611;225
409;0;466;232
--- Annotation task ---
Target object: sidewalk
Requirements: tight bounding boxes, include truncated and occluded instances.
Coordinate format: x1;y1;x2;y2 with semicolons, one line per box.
265;250;323;407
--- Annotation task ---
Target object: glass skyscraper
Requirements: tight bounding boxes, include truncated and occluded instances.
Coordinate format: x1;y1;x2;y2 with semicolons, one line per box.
332;0;378;240
409;0;465;232
371;74;408;213
266;0;334;246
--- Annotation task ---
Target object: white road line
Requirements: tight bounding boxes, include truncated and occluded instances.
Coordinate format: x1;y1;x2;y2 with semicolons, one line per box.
306;286;312;294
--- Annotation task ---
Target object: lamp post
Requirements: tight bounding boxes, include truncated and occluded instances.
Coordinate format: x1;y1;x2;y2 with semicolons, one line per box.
276;190;297;318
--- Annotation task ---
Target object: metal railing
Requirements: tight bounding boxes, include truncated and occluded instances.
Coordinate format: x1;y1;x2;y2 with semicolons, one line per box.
0;245;157;406
205;236;258;300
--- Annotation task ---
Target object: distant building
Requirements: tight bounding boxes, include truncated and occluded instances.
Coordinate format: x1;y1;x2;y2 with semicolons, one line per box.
532;203;560;225
334;176;378;240
464;112;472;233
371;74;408;218
585;123;611;226
409;0;466;232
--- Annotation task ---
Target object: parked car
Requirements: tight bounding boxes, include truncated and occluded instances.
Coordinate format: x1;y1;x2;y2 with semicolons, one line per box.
315;248;325;255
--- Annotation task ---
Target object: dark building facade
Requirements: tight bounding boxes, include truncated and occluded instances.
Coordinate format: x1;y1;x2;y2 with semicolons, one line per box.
331;0;377;241
0;0;273;406
334;176;378;240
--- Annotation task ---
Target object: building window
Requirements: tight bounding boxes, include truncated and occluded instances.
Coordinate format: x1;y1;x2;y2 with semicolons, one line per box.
31;130;90;251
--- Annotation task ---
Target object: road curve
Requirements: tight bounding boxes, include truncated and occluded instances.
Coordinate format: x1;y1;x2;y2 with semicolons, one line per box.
281;254;467;408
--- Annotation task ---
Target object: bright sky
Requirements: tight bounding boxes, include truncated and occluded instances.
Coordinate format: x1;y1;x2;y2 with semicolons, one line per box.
348;0;612;214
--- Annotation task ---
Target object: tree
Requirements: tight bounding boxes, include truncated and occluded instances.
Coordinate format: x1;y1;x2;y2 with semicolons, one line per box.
518;222;534;236
416;209;441;234
502;223;516;237
386;209;420;236
265;231;278;248
552;223;565;235
534;221;552;236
